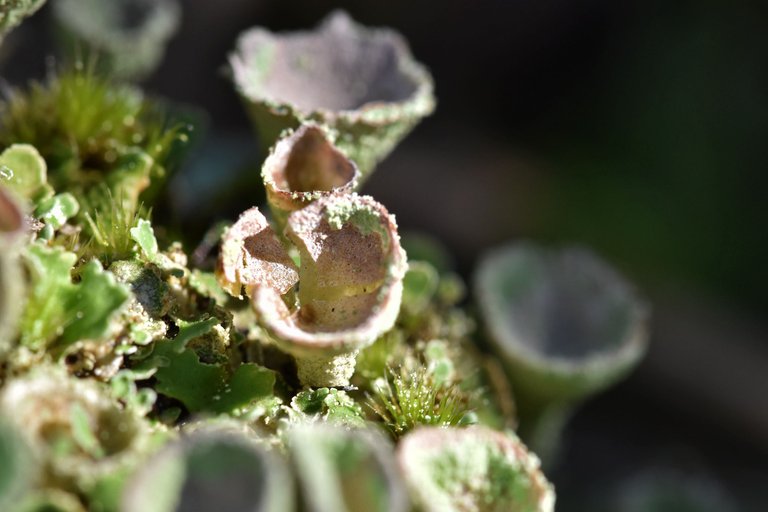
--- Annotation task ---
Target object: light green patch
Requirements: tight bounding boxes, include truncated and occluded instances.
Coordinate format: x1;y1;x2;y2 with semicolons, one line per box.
324;197;388;244
130;218;159;263
34;192;79;230
426;438;538;512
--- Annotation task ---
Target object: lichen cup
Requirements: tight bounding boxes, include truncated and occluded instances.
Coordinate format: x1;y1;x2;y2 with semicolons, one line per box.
0;186;26;356
0;0;47;44
229;10;435;179
122;429;294;512
286;423;408;512
0;368;151;491
397;426;555;512
262;124;359;230
217;194;407;387
52;0;181;80
474;242;649;461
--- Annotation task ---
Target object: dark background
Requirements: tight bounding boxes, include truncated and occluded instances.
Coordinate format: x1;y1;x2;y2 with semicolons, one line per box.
2;0;767;509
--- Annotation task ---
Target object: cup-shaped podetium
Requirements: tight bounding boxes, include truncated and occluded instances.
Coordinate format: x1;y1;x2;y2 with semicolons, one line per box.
474;243;649;450
0;186;26;355
53;0;181;79
286;424;408;512
0;0;47;43
256;194;407;387
229;10;435;179
262;124;359;230
397;426;555;512
217;194;407;387
122;429;294;512
0;367;151;488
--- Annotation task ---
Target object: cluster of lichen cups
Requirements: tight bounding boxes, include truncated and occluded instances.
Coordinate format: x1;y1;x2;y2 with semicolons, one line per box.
0;6;655;512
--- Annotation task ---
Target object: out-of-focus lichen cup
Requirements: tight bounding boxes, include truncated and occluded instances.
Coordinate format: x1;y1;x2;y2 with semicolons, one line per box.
397;426;555;512
52;0;181;80
0;0;47;44
474;242;649;460
122;429;294;512
229;10;435;180
286;424;408;512
0;186;25;356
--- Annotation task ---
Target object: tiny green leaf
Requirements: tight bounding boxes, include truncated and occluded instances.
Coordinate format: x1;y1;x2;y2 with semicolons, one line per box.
130;218;159;263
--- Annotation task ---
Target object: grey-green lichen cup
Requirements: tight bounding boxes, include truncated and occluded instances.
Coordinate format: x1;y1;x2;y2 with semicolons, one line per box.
0;0;47;44
0;367;151;491
262;124;359;230
229;10;435;179
286;423;408;512
122;429;294;512
474;242;649;460
52;0;181;80
397;426;555;512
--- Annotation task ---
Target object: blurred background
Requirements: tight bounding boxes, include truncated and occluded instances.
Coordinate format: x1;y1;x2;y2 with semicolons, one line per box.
2;0;767;509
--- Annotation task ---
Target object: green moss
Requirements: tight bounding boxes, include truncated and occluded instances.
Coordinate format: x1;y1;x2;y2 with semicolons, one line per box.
369;366;474;438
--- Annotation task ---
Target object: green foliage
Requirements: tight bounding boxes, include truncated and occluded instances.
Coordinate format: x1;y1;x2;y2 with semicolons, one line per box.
289;388;366;427
369;366;475;437
133;319;276;415
0;64;189;222
19;244;130;352
0;144;51;201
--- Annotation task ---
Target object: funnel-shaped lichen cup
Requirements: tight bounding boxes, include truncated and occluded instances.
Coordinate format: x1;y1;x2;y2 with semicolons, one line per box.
53;0;180;80
0;186;26;356
229;10;435;179
122;429;294;512
0;368;151;490
474;243;649;459
255;194;407;387
0;0;47;44
286;424;408;512
262;124;359;230
217;194;407;387
397;426;555;512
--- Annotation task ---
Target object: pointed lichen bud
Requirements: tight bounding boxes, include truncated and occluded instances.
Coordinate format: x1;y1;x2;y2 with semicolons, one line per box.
252;193;407;387
216;206;299;299
0;186;25;356
262;124;359;229
286;424;408;512
397;426;555;512
230;10;435;179
474;242;649;457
